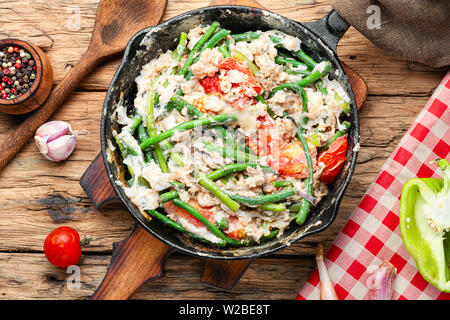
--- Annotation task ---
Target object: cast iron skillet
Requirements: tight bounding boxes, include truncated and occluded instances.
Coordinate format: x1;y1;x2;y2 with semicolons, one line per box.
101;5;359;260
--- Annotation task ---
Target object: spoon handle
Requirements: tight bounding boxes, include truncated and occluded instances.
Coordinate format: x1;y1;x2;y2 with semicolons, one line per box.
0;50;101;171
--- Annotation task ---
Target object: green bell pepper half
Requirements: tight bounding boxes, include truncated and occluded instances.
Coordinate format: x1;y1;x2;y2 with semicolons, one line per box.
399;159;450;292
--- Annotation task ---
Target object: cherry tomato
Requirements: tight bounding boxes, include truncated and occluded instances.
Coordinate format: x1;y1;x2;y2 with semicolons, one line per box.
318;135;348;184
44;226;81;268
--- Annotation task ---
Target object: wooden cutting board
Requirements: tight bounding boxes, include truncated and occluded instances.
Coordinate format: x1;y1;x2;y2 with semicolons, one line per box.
81;0;368;300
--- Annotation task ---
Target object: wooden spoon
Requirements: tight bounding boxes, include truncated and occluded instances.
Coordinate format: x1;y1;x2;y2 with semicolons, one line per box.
0;0;167;171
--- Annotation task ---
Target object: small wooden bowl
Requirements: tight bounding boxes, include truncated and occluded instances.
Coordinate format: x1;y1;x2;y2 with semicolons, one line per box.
0;39;53;115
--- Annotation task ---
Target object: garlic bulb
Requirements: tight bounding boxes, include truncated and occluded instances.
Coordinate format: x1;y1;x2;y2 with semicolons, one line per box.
34;121;78;162
366;261;397;300
316;244;339;300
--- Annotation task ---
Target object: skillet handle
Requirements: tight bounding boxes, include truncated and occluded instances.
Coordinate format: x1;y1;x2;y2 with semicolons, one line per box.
302;9;350;52
80;152;120;209
90;224;174;300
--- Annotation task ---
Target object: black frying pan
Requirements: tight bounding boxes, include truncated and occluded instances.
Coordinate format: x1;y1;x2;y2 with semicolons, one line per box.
101;5;359;260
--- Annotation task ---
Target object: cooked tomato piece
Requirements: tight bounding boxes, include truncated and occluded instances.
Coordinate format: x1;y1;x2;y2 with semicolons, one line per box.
249;114;317;178
200;74;221;95
230;95;250;110
218;57;251;77
277;141;317;178
224;216;247;240
318;135;348;184
164;200;216;229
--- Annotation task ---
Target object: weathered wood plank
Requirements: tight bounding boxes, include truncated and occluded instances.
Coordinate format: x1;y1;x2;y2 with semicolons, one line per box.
0;92;427;254
0;0;445;95
0;253;315;299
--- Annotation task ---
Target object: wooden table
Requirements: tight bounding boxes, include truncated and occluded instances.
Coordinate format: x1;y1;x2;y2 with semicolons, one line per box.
0;0;446;300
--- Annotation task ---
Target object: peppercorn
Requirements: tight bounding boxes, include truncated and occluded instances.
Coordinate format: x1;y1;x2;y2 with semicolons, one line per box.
0;44;37;100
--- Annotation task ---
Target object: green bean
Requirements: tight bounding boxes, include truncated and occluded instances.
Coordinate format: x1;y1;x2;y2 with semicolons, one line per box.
160;190;179;203
203;141;260;163
268;82;302;99
146;209;227;247
160;140;184;167
137;123;153;162
130;116;142;134
288;203;302;213
231;31;262;42
299;86;309;124
293;49;317;70
185;29;231;80
268;61;331;98
172;199;248;245
140;114;237;150
255;94;275;119
197;29;231;60
172;32;188;62
146;91;168;173
177;22;220;77
319;121;351;152
292;123;314;225
273;180;293;188
198;175;240;212
259;203;287;212
275;56;308;69
169;95;204;118
219;43;230;57
260;229;279;242
285;68;311;76
213;126;253;155
316;79;328;96
228;188;295;205
206;163;276;181
225;38;231;53
269;35;317;69
160;164;268;203
115;135;139;157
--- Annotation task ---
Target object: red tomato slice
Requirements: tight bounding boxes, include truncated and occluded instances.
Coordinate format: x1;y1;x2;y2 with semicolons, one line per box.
224;216;247;240
164;200;216;229
318;135;348;184
249;115;317;178
200;74;221;95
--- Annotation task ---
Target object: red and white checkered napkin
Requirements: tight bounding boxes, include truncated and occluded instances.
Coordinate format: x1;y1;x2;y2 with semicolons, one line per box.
297;71;450;300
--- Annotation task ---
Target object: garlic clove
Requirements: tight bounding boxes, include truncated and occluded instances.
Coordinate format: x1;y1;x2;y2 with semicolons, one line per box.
45;134;77;162
35;121;71;144
366;261;397;300
316;244;339;300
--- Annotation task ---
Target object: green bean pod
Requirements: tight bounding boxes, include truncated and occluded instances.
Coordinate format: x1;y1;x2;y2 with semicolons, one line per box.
319;121;351;152
146;209;227;247
228;188;295;205
231;31;262;42
203;141;260;163
146;91;168;173
169;95;204;118
172;199;248;245
275;56;308;69
198;175;240;212
172;32;188;62
177;22;220;77
206;163;276;181
140;114;237;150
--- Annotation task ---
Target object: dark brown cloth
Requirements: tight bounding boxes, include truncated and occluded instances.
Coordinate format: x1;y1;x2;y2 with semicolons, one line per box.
333;0;450;68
